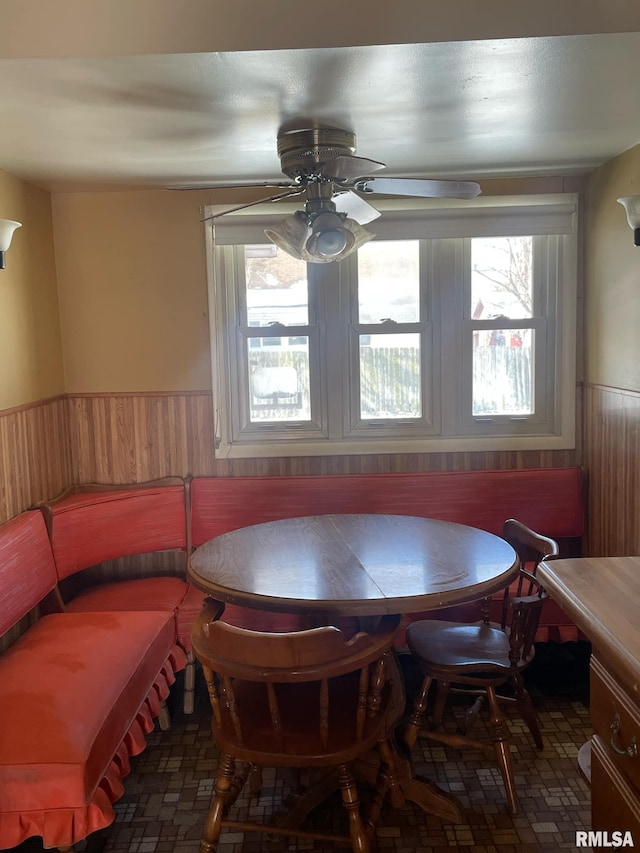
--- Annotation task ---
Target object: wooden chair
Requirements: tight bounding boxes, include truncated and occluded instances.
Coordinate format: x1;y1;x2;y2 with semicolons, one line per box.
191;598;402;853
403;519;559;814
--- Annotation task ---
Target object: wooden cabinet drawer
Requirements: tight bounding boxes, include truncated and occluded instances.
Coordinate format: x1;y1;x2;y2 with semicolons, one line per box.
591;735;640;836
591;657;640;794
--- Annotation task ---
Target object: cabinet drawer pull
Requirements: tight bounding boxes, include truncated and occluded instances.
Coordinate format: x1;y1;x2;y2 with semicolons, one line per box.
610;714;638;758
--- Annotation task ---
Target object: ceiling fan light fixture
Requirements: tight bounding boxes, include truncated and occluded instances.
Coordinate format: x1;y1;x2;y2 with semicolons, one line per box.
301;215;374;263
342;216;375;251
264;210;310;260
309;227;349;257
265;208;372;264
304;211;353;260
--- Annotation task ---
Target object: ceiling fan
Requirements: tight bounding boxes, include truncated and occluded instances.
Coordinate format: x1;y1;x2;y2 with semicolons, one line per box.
174;125;482;263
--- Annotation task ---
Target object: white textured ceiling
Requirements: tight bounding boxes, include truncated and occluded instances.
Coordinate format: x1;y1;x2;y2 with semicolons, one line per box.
2;27;640;191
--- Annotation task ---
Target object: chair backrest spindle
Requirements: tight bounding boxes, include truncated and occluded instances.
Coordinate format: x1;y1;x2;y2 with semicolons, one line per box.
319;679;329;749
356;666;369;738
203;665;222;726
266;682;284;750
367;654;387;717
221;675;242;742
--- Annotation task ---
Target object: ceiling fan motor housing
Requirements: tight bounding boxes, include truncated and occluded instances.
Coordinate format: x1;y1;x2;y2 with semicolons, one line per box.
277;126;356;179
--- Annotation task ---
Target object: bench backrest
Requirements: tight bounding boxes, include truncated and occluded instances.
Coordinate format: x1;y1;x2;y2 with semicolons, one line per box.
43;484;188;581
190;468;584;548
0;511;58;635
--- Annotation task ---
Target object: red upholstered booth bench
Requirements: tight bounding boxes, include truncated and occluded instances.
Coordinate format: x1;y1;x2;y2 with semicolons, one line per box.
0;468;586;850
40;479;206;714
0;511;186;852
189;467;585;644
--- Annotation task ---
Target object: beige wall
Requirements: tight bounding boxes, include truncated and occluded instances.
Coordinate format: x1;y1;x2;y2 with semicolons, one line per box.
0;168;64;409
52;177;579;395
582;143;640;555
584;143;640;392
52;188;212;392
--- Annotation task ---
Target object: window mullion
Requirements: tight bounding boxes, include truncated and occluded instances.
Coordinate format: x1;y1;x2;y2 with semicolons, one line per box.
315;261;344;440
228;247;249;439
438;238;464;435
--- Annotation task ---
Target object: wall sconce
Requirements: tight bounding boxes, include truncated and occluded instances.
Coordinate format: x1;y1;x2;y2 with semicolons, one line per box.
0;219;22;269
617;197;640;247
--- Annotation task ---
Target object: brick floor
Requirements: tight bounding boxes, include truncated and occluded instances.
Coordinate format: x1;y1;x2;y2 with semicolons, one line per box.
11;644;595;853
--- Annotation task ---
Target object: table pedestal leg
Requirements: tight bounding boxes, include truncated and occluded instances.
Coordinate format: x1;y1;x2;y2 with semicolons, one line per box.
354;742;465;824
269;768;341;832
378;648;466;823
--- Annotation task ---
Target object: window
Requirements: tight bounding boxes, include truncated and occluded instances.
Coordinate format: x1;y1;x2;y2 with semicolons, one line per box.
207;195;578;458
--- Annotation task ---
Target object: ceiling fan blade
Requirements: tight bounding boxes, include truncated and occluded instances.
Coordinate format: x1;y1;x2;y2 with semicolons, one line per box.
326;155;386;182
169;180;298;191
201;188;305;222
354;177;482;199
333;190;381;225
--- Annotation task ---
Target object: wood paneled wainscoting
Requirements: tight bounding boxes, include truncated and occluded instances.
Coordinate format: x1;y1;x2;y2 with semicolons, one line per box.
584;383;640;556
0;389;584;524
67;391;218;482
66;391;581;482
0;396;71;524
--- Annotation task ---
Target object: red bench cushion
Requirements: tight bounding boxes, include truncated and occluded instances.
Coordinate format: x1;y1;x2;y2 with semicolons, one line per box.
66;577;202;650
47;486;187;580
0;512;57;635
190;469;584;546
0;610;186;849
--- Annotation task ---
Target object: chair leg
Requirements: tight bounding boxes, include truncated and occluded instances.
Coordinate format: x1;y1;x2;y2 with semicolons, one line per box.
183;650;196;714
158;700;171;731
200;754;236;853
248;763;263;795
366;756;389;833
432;679;451;731
486;686;518;814
378;735;404;810
513;675;544;750
338;763;370;853
404;674;432;749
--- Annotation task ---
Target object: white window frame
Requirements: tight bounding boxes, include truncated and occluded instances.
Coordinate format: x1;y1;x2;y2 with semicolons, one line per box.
205;194;578;459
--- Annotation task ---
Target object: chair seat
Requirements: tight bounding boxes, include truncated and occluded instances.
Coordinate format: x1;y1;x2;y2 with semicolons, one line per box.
406;620;516;671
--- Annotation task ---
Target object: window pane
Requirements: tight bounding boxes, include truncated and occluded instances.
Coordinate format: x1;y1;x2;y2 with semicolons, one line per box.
357;241;420;323
360;334;421;419
244;245;308;327
472;328;533;416
471;237;533;320
248;338;310;422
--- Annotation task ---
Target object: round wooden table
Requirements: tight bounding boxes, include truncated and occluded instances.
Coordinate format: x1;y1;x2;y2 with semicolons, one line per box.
188;513;518;618
188;514;518;826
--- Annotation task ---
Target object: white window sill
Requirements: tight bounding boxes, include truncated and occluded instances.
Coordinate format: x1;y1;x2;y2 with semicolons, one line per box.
216;430;576;459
